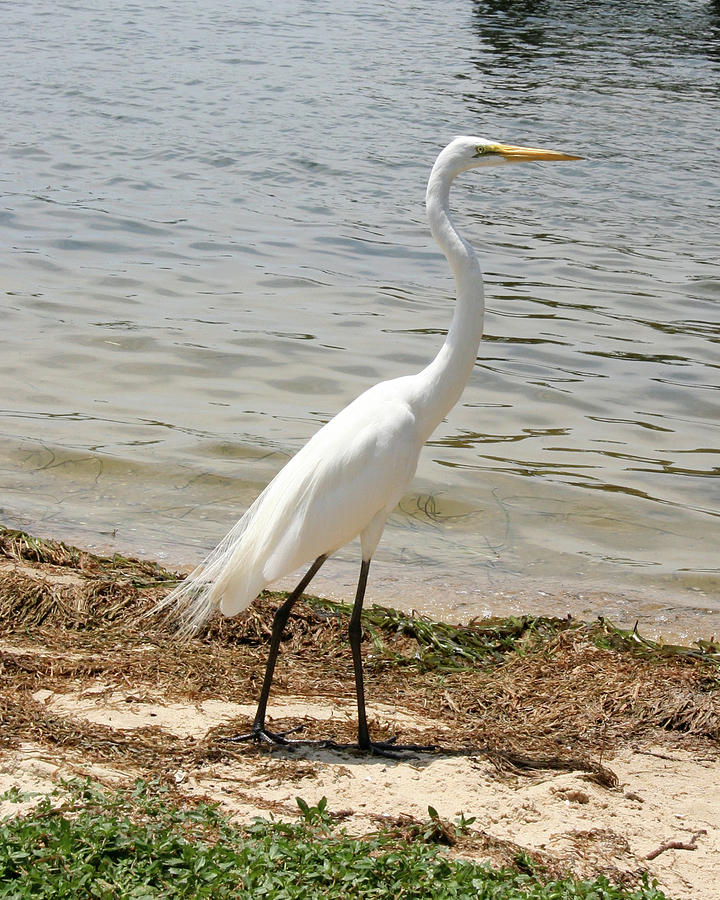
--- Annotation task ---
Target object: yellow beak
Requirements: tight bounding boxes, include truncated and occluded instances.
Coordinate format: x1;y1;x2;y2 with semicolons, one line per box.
494;143;583;162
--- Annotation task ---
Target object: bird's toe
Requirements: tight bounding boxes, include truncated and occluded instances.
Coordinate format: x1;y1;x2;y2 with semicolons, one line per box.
223;723;305;747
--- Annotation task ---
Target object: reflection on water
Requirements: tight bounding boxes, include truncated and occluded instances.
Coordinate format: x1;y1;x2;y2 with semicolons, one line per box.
1;0;719;636
473;0;720;63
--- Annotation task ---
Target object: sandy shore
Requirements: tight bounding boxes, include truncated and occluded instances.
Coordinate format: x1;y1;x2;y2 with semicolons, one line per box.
1;526;719;898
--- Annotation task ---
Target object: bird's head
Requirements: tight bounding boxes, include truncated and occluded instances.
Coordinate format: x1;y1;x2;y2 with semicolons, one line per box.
438;135;582;177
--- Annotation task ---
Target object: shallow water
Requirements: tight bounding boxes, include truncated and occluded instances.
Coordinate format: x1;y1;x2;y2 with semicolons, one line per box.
2;0;719;636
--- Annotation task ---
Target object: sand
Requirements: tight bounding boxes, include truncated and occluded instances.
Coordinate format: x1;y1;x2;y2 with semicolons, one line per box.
1;527;719;898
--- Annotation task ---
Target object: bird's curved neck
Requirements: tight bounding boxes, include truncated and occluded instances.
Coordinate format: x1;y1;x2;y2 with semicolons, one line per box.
412;158;485;439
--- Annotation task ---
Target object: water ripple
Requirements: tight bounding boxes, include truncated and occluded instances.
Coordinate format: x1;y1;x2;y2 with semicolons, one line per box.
1;0;719;627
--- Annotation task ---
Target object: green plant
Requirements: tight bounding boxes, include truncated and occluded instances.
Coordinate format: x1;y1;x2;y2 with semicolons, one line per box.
0;780;671;899
295;795;333;829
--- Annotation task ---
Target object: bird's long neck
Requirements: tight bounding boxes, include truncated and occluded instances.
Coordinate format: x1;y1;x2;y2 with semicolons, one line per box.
411;158;485;440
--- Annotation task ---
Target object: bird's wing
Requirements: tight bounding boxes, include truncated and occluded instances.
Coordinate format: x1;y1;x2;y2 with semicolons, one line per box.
261;388;422;582
166;381;423;625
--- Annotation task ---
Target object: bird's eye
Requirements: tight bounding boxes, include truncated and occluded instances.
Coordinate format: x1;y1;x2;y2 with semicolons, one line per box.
474;146;487;157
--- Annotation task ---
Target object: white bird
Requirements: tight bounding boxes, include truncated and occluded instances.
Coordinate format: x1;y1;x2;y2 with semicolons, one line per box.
159;136;581;755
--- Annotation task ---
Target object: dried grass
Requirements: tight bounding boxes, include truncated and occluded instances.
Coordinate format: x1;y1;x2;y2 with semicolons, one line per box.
1;525;718;785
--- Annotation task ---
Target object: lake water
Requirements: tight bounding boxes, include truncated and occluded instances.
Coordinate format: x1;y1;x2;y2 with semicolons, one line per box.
2;0;719;637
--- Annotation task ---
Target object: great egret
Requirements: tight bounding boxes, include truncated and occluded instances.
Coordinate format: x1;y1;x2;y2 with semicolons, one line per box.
158;136;581;755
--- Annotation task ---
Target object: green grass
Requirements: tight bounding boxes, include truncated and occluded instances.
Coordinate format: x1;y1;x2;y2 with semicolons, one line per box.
0;781;669;900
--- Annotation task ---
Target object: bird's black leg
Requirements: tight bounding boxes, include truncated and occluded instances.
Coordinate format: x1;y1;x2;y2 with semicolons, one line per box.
344;558;435;759
349;559;372;750
229;554;327;747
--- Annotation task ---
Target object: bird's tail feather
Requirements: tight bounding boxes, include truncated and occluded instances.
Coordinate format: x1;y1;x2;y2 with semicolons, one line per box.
152;490;267;638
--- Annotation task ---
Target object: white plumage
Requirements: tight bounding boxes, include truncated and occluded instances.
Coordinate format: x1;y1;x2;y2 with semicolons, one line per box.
160;378;423;634
158;136;580;753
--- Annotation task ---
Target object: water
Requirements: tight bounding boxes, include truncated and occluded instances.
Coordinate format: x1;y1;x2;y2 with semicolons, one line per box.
2;0;719;637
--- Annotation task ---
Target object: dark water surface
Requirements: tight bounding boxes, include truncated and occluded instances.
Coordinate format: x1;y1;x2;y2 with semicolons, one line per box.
2;0;719;635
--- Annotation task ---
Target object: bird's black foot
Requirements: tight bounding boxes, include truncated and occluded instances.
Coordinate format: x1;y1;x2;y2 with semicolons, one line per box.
223;723;305;748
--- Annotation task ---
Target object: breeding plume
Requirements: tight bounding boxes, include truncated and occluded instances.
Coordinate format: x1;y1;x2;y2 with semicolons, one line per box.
159;136;580;755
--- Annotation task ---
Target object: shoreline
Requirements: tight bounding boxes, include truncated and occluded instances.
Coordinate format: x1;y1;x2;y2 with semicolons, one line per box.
4;513;719;643
1;524;719;898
